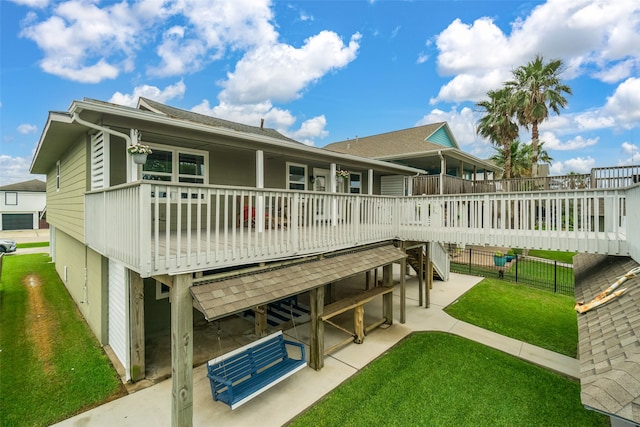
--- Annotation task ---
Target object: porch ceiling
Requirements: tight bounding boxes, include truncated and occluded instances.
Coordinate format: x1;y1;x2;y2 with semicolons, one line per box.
190;244;406;321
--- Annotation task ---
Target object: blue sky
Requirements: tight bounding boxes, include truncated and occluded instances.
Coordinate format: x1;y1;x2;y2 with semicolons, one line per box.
1;0;639;185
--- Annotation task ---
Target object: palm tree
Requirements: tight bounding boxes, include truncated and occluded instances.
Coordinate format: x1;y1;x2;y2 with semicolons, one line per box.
476;87;519;179
490;140;554;178
507;55;571;177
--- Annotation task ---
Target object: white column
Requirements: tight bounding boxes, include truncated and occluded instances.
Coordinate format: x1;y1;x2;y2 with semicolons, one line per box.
128;129;141;182
330;163;337;226
368;169;374;195
256;150;265;232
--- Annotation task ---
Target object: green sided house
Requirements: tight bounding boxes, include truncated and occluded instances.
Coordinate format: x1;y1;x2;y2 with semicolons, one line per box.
30;97;438;424
324;122;501;195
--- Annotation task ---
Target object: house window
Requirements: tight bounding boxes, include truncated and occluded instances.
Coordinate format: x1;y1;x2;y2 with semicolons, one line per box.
156;281;170;300
349;173;361;194
142;146;207;184
5;192;17;205
56;161;61;191
287;163;307;191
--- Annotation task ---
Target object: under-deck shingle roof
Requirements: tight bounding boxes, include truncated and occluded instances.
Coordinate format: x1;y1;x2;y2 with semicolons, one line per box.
191;244;406;321
574;254;640;423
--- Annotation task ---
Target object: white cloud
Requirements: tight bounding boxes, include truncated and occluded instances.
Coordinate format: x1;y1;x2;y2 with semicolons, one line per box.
109;81;186;107
0;154;45;186
620;142;640;164
17;124;38;134
19;1;148;82
191;99;330;145
9;0;49;7
219;31;361;104
431;0;640;103
287;116;328;146
417;53;428;64
540;132;598;150
603;77;640;127
550;156;595;175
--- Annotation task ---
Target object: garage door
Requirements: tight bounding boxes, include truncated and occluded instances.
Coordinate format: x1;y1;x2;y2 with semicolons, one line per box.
2;213;33;230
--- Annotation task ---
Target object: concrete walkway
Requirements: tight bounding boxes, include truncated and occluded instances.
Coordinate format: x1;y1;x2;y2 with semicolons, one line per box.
52;270;579;427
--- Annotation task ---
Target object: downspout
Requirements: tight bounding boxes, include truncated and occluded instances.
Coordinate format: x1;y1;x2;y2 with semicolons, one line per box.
72;113;138;182
72;113;132;146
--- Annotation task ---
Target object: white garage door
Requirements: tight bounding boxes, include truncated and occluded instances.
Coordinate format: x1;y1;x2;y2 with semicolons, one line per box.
109;259;130;380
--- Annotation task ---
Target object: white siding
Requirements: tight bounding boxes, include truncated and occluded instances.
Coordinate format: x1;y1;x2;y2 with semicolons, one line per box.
108;259;130;380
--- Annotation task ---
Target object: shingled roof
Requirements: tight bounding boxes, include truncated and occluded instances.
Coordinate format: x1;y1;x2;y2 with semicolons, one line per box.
0;179;46;192
137;97;301;144
574;254;640;424
324;123;449;159
191;244;406;321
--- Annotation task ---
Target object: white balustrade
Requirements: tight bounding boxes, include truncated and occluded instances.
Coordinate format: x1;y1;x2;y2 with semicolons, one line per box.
85;183;632;277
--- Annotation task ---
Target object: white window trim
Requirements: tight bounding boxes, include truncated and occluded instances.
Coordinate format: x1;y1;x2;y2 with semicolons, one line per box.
142;143;209;184
56;160;61;191
5;192;17;205
287;162;307;191
156;280;170;300
349;172;362;194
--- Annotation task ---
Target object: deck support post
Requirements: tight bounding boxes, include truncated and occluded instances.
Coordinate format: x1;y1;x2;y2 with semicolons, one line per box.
309;286;325;370
171;273;193;427
382;264;393;325
418;245;424;307
254;305;268;337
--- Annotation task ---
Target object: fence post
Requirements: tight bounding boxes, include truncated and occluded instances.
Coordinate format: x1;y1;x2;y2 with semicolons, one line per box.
468;248;472;273
515;254;518;283
554;260;557;293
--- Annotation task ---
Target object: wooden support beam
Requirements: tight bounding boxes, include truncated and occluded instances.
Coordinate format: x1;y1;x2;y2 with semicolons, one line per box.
382;264;393;325
254;305;267;337
171;274;193;427
425;243;431;308
129;270;145;382
354;305;365;343
309;286;325;371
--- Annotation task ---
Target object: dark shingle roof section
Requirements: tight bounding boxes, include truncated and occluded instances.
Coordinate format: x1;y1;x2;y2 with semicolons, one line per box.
137;97;301;144
574;254;640;423
0;179;46;192
324;123;446;159
190;244;406;321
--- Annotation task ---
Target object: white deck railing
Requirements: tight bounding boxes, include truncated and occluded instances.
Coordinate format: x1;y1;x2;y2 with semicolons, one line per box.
85;182;634;277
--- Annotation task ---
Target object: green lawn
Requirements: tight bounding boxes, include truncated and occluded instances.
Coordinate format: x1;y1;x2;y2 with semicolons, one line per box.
16;241;50;249
528;249;576;264
289;333;606;427
445;278;578;357
451;256;575;296
0;254;124;427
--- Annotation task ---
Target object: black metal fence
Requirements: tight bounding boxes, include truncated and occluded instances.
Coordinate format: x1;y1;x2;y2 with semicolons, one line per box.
448;247;574;296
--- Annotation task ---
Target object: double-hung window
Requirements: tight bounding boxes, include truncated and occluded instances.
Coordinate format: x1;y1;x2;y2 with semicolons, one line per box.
287;162;307;191
142;146;207;184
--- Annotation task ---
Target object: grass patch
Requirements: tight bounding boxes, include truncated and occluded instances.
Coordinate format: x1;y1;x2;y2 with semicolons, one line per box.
0;254;125;427
451;257;575;296
16;241;50;249
290;333;605;427
445;278;578;357
527;249;576;264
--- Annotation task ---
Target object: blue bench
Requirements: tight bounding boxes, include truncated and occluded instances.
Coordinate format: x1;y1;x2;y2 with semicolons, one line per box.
206;331;306;409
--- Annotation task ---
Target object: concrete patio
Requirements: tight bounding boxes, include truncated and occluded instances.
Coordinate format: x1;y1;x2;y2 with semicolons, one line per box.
52;268;579;427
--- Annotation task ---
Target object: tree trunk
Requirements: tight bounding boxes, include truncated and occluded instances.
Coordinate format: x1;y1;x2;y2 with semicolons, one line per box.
504;140;512;179
531;121;539;178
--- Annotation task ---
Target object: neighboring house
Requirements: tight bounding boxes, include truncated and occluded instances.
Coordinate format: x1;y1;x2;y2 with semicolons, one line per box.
574;254;640;427
0;179;47;230
324;122;502;195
